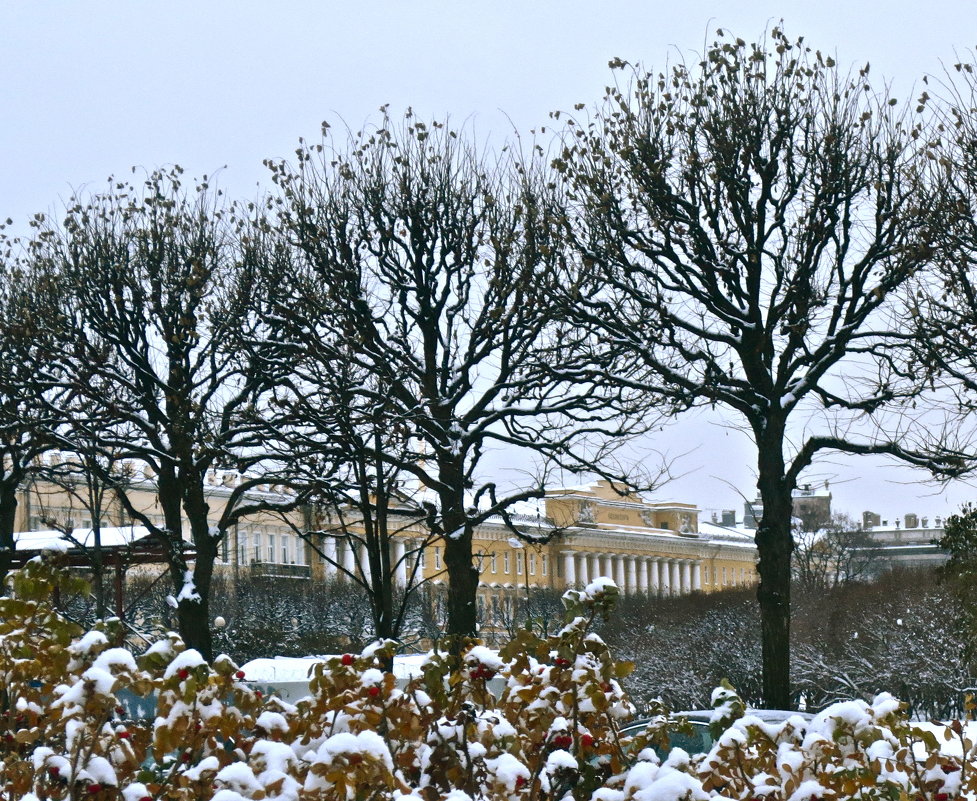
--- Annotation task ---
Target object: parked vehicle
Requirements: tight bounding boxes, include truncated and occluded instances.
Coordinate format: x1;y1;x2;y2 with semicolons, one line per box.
620;709;814;761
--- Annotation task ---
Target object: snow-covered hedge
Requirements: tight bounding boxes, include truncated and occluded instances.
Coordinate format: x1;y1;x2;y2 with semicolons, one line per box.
1;555;973;801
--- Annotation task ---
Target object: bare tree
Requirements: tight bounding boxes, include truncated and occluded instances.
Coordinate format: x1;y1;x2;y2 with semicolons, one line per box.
31;170;310;660
792;512;880;592
0;235;66;582
555;29;970;706
263;113;658;644
28;444;137;618
244;331;440;660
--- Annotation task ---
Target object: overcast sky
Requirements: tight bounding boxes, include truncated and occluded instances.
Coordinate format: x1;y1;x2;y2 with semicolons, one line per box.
3;1;976;522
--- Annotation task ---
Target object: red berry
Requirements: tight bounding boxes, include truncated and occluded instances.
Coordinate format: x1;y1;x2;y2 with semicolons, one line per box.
554;657;571;667
235;670;246;679
600;682;612;693
48;766;60;777
581;734;594;748
177;668;189;680
118;731;130;739
88;783;102;793
553;734;573;748
341;653;354;666
348;753;363;765
255;690;262;698
515;776;527;789
181;752;192;762
140;797;152;801
115;706;125;716
367;685;380;697
937;795;949;801
943;765;961;774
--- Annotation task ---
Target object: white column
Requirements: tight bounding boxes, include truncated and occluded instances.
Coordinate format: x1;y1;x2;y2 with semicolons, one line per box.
626;556;637;595
563;551;577;588
393;539;407;587
323;536;338;579
589;554;600;584
341;541;356;579
614;554;626;589
578;552;590;586
601;554;614;581
360;545;372;583
659;560;671;595
692;560;702;592
680;560;692;594
649;559;659;595
669;560;680;596
637;557;648;594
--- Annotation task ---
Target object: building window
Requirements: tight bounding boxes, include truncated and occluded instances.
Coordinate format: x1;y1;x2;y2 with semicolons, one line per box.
238;533;247;566
704;565;710;584
529;552;536;576
491;553;497;574
253;531;261;563
516;551;524;576
541;554;548;576
282;535;290;564
722;566;727;585
268;533;276;563
503;552;510;574
434;546;441;569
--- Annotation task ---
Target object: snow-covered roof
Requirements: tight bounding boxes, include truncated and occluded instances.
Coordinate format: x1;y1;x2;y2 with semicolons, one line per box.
14;525;152;551
697;521;756;544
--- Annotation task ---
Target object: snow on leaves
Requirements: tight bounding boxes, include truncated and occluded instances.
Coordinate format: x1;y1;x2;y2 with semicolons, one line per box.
2;556;977;801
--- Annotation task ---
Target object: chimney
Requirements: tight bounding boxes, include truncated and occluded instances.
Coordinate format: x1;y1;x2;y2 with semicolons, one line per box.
904;513;918;529
721;510;737;526
863;511;880;529
922;516;929;528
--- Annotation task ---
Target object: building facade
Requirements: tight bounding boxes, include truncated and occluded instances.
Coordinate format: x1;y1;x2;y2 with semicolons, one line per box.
15;468;759;601
859;511;948;573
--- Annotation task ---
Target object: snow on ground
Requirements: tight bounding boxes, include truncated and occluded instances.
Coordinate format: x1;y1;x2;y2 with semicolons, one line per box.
239;653;429;684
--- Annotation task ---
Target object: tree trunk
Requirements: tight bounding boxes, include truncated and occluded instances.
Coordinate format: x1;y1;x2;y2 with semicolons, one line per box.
444;526;479;641
182;481;216;661
437;455;480;646
0;479;19;585
157;466;215;659
176;564;214;661
754;434;795;709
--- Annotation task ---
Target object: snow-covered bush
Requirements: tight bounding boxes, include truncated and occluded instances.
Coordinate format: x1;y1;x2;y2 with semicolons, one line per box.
2;553;976;801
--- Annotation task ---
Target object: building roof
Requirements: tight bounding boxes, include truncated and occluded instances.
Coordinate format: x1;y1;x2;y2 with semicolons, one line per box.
14;525;152;551
696;521;758;547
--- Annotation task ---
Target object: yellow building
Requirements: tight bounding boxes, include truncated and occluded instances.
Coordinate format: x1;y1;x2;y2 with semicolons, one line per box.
292;479;758;599
15;464;758;598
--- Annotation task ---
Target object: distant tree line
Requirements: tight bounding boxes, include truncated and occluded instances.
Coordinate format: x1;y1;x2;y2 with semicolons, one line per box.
603;570;972;720
6;27;977;706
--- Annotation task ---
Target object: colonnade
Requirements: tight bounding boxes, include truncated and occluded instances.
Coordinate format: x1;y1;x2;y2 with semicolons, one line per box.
560;551;702;596
320;538;411;586
318;537;704;597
